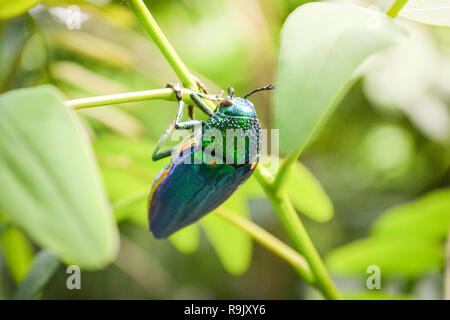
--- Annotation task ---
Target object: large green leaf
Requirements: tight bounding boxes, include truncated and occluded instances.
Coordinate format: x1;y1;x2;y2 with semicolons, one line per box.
326;236;443;278
0;86;119;269
0;0;40;19
274;2;405;154
372;189;450;241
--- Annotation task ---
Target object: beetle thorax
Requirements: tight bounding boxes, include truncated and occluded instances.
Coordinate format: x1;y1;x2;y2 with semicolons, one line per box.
202;112;262;166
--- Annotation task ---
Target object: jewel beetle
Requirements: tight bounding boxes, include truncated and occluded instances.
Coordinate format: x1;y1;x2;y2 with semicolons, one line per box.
147;84;274;238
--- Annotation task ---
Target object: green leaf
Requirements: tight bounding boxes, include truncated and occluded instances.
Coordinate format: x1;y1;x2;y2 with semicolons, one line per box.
0;86;119;269
168;224;200;255
274;2;405;154
401;0;450;27
14;250;60;300
287;161;333;222
326;236;443;278
1;225;34;283
201;197;252;275
372;189;450;241
0;0;40;19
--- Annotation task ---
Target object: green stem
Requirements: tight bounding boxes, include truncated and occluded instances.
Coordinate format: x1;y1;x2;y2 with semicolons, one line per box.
216;208;314;285
254;169;341;300
64;88;216;109
386;0;409;18
127;0;216;112
127;0;197;90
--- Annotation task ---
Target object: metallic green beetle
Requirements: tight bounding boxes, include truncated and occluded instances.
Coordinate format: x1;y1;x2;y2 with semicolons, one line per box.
148;84;273;238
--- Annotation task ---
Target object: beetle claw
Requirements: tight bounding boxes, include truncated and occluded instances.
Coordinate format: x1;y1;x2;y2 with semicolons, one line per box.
166;83;183;101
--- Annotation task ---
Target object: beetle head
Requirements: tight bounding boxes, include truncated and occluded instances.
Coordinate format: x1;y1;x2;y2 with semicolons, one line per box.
216;86;257;118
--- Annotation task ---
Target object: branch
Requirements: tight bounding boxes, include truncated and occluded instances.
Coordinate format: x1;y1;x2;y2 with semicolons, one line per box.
64;88;216;109
127;0;197;90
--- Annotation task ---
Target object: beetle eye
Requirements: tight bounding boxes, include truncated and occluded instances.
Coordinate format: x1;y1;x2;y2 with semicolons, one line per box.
220;98;233;108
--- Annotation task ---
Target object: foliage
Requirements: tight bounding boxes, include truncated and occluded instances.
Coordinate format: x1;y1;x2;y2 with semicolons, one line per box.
0;0;448;300
0;86;119;269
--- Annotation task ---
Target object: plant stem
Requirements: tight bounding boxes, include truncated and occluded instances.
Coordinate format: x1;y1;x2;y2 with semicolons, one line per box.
254;169;341;300
127;0;196;90
127;0;216;112
65;88;201;109
216;208;314;285
386;0;409;18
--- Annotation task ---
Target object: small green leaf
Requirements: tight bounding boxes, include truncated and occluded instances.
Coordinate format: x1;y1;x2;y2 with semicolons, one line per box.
0;86;119;269
287;161;334;222
168;224;200;255
326;236;443;278
14;250;60;300
201;197;252;275
0;0;40;19
372;189;450;241
0;225;34;283
274;2;405;154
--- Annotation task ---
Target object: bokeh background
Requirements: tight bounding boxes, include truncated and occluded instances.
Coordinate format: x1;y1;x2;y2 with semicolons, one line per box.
0;0;449;299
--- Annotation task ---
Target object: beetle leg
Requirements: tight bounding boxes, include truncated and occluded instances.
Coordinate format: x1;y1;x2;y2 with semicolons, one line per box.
175;91;204;129
190;92;215;117
152;85;204;161
151;84;184;161
193;75;208;94
152;120;176;161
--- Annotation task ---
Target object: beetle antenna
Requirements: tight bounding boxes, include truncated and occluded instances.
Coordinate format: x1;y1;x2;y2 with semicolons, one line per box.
243;84;275;99
228;86;235;98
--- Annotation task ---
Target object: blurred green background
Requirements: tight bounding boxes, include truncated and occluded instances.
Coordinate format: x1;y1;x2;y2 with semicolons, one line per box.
0;0;449;299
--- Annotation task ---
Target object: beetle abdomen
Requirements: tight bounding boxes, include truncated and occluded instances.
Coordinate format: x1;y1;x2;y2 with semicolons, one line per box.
148;153;255;238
